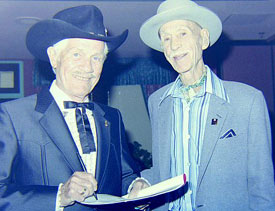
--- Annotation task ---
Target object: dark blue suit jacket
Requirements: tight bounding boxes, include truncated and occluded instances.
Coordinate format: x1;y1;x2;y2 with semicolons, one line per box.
0;87;140;211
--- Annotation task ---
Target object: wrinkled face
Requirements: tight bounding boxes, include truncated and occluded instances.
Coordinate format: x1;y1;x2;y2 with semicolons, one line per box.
48;38;106;102
159;20;209;75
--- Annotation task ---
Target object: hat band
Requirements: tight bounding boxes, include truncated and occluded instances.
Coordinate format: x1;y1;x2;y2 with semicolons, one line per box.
89;28;108;37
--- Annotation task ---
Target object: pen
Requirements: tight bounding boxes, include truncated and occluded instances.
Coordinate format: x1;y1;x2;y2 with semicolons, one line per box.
76;152;98;200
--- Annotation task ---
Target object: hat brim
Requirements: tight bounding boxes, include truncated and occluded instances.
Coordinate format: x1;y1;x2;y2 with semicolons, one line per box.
140;3;222;52
26;19;128;62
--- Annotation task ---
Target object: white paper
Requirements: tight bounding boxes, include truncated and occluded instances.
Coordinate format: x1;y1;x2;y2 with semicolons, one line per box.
81;174;186;205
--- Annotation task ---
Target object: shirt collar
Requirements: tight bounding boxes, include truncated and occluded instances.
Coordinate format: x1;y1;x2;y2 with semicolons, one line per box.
159;65;230;105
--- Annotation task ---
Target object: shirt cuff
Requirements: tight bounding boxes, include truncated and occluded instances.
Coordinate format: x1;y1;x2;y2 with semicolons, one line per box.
127;177;151;194
55;183;64;211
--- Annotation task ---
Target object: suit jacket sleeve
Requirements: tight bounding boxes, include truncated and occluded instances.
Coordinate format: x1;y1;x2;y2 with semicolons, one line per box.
0;103;58;211
247;91;275;210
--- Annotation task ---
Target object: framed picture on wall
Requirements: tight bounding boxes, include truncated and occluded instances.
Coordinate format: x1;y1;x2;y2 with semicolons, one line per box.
0;61;24;99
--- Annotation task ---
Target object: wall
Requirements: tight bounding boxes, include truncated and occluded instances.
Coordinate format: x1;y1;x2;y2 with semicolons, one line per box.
222;45;274;113
23;59;40;97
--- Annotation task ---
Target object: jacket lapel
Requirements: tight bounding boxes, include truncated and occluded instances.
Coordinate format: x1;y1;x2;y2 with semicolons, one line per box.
93;104;110;188
197;95;230;189
35;87;83;172
157;96;173;180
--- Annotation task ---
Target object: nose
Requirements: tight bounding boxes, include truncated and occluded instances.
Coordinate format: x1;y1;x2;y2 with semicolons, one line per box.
81;57;94;73
171;37;181;51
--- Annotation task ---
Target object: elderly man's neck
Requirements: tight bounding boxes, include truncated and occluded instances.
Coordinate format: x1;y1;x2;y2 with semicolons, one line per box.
179;62;205;86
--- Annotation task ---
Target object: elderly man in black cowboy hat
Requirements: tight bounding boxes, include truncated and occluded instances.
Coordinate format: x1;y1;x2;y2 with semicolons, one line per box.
0;5;144;211
137;0;275;210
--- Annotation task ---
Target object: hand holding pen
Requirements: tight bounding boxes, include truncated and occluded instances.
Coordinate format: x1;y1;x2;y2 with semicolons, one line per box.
59;170;98;207
77;152;98;200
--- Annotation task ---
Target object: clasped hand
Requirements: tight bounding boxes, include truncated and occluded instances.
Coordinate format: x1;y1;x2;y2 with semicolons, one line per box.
60;171;97;207
128;179;150;199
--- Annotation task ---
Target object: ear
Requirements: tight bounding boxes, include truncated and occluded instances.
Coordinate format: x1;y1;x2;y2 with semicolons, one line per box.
200;28;210;50
47;46;58;68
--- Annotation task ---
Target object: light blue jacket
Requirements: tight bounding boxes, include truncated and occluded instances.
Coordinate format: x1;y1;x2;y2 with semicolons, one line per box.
142;80;275;211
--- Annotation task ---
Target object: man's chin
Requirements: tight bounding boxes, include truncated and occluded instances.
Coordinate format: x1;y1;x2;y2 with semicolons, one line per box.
173;66;191;75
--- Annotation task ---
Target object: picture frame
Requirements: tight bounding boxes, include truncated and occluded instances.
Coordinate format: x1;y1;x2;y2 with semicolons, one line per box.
0;61;24;99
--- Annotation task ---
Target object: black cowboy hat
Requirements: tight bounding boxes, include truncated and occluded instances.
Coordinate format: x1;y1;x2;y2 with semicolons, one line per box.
26;5;128;61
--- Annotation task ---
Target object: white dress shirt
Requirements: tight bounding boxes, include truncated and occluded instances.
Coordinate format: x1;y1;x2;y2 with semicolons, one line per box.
49;80;97;210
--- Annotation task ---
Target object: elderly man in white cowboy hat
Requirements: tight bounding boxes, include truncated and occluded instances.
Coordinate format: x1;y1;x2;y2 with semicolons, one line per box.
0;5;144;211
137;0;275;210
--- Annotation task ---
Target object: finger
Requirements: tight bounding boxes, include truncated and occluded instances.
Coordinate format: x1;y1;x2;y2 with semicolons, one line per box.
61;172;98;204
65;185;89;202
60;183;83;206
72;172;98;190
79;187;89;199
76;172;98;193
70;172;98;198
78;185;94;198
76;186;97;202
61;179;87;202
73;171;94;180
69;172;96;190
128;181;149;199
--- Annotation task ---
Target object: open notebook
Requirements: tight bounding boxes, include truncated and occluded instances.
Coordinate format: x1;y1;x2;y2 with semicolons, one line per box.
81;174;186;205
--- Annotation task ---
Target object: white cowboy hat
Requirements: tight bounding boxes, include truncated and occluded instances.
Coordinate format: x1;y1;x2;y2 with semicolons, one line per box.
139;0;222;52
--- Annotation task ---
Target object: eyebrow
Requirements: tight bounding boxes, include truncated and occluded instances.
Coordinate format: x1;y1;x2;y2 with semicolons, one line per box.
159;26;189;38
67;47;105;55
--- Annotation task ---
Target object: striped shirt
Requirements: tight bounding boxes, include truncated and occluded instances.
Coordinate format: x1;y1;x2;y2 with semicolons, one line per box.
161;66;229;210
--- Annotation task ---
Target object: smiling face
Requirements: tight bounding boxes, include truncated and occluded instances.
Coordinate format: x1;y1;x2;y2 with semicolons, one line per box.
159;20;209;83
47;38;106;102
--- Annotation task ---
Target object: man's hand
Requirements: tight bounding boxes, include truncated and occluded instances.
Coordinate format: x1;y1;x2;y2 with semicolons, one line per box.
60;171;97;207
128;179;150;199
